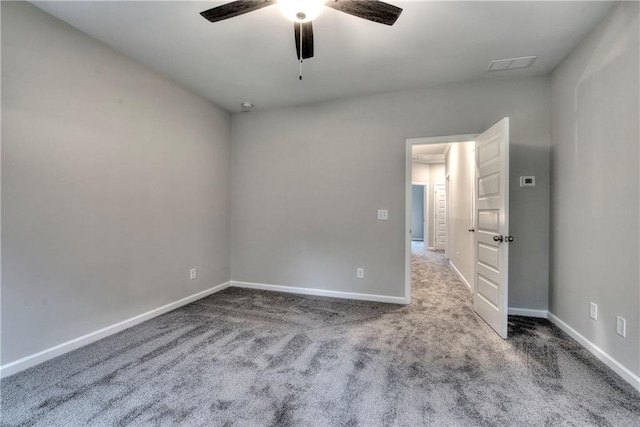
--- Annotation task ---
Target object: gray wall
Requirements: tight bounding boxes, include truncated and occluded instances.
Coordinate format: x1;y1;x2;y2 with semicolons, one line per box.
550;2;639;375
231;76;550;307
1;2;231;364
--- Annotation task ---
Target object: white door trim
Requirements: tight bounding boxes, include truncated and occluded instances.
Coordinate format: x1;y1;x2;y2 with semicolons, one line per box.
405;134;478;304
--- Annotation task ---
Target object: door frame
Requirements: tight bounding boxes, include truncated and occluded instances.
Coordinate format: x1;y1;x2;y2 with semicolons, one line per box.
404;133;478;304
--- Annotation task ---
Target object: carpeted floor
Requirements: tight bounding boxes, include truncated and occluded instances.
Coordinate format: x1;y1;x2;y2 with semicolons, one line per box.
2;244;639;426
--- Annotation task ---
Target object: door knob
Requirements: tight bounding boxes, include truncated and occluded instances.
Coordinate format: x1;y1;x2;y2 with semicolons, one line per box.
493;235;504;242
468;228;475;232
506;236;514;242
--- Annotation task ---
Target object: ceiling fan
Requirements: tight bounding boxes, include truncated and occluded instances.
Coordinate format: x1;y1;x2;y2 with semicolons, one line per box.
200;0;402;78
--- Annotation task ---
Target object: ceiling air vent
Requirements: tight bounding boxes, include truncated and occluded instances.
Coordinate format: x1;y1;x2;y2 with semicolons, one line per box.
487;56;537;72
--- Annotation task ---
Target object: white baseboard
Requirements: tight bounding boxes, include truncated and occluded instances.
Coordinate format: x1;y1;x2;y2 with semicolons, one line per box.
231;281;408;305
0;281;231;378
448;261;472;292
548;312;640;392
508;308;548;318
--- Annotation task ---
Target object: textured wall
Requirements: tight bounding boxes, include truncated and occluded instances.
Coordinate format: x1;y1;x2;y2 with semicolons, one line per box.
550;2;639;375
231;76;550;307
1;2;231;364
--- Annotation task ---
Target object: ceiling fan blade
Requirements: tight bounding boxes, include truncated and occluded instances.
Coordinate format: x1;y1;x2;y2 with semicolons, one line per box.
294;21;314;60
325;0;402;25
200;0;276;23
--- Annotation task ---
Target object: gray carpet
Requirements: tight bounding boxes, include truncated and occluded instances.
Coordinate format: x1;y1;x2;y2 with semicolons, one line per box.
2;244;639;426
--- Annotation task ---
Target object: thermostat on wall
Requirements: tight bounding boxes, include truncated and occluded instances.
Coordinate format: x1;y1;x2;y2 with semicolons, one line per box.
520;176;535;187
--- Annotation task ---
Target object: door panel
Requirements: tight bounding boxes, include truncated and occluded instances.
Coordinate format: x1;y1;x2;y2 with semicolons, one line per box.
478;210;499;231
478;138;501;163
478;244;499;270
478;173;500;197
477;275;499;307
474;118;509;339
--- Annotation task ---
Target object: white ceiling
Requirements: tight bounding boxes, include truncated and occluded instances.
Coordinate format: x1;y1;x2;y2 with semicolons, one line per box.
32;1;615;112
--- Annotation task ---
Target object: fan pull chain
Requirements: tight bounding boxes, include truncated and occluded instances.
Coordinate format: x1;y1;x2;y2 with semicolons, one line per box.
299;23;303;80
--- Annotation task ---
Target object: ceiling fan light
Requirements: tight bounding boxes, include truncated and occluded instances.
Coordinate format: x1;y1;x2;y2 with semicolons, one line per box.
278;0;324;23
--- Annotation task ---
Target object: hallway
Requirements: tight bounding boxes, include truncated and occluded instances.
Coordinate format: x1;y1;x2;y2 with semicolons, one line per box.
410;241;469;312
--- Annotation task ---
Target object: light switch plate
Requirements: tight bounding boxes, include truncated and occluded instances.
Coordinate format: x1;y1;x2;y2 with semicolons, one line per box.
377;209;389;220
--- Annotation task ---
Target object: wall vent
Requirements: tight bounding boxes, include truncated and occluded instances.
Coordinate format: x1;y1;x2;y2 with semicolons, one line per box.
487;56;537;72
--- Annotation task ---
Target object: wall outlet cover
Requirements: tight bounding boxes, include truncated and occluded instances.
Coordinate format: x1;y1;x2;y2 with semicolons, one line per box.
616;316;626;337
377;209;389;220
589;302;597;320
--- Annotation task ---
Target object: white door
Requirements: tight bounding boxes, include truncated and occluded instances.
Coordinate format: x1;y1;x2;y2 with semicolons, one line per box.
474;118;510;339
434;184;446;250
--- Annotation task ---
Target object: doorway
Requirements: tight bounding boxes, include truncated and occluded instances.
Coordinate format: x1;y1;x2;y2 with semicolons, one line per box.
404;119;511;339
411;185;426;241
404;133;477;305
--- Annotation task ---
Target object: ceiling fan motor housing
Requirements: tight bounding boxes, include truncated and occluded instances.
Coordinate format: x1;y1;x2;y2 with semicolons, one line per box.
200;0;403;62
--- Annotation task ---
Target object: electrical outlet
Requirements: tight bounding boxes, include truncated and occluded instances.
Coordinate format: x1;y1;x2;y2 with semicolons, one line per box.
589;302;597;320
377;210;389;220
190;268;197;280
356;268;365;279
616;316;626;337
